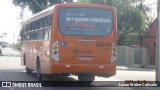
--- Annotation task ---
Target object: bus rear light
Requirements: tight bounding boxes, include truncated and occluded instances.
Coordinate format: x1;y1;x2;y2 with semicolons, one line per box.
52;41;59;61
47;50;50;56
54;46;58;49
99;66;104;68
66;65;70;68
112;43;117;62
113;48;116;52
53;51;58;54
113;53;117;57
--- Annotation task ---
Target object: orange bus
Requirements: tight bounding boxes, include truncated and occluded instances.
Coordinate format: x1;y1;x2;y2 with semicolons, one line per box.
21;3;117;82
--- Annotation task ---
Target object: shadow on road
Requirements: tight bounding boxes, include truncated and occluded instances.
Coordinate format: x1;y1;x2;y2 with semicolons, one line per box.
0;69;117;87
0;69;36;81
0;69;77;82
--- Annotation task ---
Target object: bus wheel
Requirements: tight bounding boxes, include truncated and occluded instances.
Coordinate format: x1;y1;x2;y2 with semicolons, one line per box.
23;54;26;65
26;67;31;74
78;74;95;83
37;60;42;81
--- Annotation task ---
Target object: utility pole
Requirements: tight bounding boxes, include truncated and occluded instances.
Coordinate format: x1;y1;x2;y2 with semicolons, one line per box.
156;0;160;81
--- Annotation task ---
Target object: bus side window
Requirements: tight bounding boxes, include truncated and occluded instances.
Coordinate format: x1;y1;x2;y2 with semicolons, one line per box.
27;24;28;31
42;17;45;28
48;14;53;40
44;16;48;27
46;16;49;27
39;18;43;28
32;21;35;30
29;32;31;40
26;32;30;41
43;29;45;40
35;30;38;40
41;18;43;28
29;23;31;31
49;14;53;27
44;16;49;40
39;29;44;40
31;22;33;31
32;31;35;40
33;31;36;40
30;31;33;40
44;30;48;40
35;20;38;30
37;19;40;29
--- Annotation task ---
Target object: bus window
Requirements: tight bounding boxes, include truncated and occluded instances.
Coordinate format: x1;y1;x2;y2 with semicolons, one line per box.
59;8;113;36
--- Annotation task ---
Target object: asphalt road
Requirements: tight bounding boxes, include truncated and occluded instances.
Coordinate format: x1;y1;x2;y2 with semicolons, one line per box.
0;48;159;90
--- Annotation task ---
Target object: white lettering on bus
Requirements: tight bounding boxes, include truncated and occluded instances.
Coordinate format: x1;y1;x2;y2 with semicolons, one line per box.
66;17;111;23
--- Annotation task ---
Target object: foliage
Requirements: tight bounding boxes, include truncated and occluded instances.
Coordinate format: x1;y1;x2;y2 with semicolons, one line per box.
79;0;107;4
79;0;150;45
12;0;73;14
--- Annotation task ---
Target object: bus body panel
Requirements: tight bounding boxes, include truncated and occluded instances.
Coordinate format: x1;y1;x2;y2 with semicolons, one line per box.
58;37;113;64
22;40;51;74
50;61;116;75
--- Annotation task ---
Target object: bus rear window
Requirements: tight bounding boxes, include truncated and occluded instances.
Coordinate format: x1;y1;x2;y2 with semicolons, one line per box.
59;7;113;36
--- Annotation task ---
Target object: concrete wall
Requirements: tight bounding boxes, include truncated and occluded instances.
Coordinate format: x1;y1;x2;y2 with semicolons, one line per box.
132;47;149;68
117;46;134;67
117;46;151;68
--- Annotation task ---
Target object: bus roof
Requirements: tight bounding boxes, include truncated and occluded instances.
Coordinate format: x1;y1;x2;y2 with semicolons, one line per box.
23;5;55;24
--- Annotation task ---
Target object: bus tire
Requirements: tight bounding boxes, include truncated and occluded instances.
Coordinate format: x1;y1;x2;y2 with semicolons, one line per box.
37;59;42;81
23;54;26;65
24;55;31;74
78;74;95;83
26;67;32;74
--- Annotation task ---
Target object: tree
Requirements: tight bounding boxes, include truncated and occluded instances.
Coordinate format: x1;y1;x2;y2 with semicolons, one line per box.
79;0;107;4
12;0;73;14
79;0;150;45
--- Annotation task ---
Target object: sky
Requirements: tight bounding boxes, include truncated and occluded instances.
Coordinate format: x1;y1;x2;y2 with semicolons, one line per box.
0;0;31;44
0;0;20;44
0;0;157;44
144;0;157;20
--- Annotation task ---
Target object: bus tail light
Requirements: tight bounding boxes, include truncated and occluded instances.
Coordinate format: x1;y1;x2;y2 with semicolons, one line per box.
52;41;59;61
112;43;117;62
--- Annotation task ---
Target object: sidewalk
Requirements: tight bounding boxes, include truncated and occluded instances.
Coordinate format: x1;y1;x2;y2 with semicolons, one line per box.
0;48;20;56
117;66;155;72
117;66;158;90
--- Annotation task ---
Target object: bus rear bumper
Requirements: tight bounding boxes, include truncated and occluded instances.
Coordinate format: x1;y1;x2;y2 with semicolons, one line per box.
50;62;116;76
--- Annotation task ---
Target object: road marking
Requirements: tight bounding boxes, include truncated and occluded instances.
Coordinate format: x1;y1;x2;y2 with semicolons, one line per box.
2;77;6;80
10;87;14;90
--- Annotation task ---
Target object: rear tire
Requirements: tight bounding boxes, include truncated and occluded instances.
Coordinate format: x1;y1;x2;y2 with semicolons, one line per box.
78;74;95;83
37;60;42;81
26;67;32;74
23;54;26;65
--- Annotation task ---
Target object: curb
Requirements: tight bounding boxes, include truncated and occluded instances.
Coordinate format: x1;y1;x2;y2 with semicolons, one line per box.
117;67;155;72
